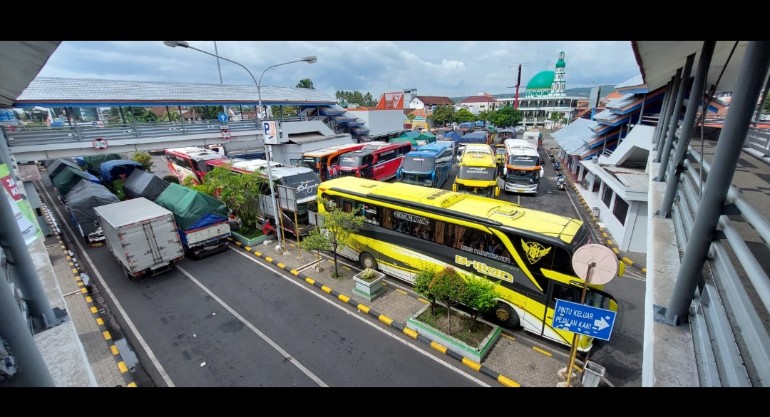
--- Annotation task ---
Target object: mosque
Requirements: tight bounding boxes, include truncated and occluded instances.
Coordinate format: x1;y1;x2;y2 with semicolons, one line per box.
498;52;581;129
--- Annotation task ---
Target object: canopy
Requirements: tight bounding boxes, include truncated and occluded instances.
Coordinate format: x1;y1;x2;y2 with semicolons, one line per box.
52;166;101;198
47;158;80;179
100;159;143;183
80;153;123;175
65;180;119;236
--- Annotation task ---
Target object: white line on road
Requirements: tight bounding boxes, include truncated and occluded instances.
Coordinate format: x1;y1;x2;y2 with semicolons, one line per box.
41;182;176;387
230;248;491;387
176;265;329;387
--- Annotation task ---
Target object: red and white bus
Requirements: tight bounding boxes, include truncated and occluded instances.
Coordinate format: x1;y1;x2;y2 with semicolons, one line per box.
163;147;228;185
300;142;366;181
335;141;411;181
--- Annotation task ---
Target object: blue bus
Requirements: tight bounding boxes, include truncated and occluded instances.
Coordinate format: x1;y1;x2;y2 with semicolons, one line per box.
396;141;454;188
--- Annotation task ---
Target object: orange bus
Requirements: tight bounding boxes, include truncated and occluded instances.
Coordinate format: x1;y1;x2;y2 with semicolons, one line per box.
300;143;366;181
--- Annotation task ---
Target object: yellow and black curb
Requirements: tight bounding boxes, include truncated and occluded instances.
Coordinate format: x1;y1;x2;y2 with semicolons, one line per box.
563;173;647;275
42;206;136;387
229;238;520;387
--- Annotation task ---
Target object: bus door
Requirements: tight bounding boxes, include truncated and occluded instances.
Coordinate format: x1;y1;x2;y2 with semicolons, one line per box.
543;279;581;343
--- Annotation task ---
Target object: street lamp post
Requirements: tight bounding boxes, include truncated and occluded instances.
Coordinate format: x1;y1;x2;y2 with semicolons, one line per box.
164;41;317;253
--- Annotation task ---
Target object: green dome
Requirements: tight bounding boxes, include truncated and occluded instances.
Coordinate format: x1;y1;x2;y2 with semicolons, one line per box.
556;58;566;68
526;70;555;90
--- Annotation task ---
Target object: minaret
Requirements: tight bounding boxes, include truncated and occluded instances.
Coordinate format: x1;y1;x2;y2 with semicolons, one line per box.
551;51;566;97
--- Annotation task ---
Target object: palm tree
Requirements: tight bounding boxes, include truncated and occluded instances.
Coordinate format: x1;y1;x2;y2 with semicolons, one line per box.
296;78;314;89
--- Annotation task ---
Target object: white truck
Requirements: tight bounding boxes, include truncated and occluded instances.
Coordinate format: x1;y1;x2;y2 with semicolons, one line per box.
94;197;185;279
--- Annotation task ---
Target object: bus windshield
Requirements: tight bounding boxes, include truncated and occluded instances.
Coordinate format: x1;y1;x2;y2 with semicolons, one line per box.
508;155;539;167
301;157;319;171
458;166;496;180
339;155;363;168
402;156;435;173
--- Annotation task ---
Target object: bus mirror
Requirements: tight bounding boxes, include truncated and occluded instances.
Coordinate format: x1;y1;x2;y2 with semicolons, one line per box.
609;299;619;311
618;261;625;278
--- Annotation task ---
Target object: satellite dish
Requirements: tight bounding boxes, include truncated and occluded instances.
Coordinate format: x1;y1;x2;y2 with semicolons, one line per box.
571;244;618;285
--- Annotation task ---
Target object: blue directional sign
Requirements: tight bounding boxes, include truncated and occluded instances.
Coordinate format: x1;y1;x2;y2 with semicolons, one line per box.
552;299;617;341
218;112;229;123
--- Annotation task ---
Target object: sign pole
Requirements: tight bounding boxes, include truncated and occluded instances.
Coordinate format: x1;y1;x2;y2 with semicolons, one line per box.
295;210;302;260
565;261;595;386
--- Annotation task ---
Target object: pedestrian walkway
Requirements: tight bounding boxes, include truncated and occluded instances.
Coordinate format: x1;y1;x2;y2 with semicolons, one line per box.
227;237;596;387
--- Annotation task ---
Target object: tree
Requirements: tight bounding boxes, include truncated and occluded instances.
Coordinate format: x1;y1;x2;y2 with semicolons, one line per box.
299;227;333;271
460;277;498;331
296;78;314;89
429;267;467;334
131;152;154;173
195;166;266;233
455;108;476;123
317;198;364;277
407;113;416;123
413;267;439;314
491;105;523;128
429;105;456;127
335;90;376;107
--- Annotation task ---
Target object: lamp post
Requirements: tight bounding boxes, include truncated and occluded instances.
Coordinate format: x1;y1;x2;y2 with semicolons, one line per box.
164;41;317;253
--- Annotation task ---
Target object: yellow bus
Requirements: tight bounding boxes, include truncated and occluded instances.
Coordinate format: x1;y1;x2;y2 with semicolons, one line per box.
318;176;619;351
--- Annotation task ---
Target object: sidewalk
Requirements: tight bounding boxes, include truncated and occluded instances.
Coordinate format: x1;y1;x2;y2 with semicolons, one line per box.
228;237;590;387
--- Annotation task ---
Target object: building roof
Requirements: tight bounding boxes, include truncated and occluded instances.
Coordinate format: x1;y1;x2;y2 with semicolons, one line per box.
15;77;337;107
458;95;497;104
526;70;555;90
414;95;454;106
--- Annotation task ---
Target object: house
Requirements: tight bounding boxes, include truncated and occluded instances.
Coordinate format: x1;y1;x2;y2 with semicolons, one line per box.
456;93;500;115
408;95;454;115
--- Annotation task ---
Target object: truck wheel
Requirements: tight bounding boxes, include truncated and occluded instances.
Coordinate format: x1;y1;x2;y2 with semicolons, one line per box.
359;252;378;271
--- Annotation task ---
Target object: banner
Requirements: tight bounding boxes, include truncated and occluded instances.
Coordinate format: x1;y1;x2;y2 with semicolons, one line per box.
1;164;42;245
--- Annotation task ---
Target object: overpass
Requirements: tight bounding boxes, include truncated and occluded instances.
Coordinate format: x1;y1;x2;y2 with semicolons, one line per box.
3;76;365;162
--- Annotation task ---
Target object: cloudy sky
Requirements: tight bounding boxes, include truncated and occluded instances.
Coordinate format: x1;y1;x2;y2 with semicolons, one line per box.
37;41;641;99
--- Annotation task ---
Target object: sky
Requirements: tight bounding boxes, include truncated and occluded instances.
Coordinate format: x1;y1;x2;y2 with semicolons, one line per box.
37;41;641;99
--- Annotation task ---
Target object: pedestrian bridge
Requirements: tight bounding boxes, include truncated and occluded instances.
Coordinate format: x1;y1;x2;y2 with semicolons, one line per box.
4;77;351;162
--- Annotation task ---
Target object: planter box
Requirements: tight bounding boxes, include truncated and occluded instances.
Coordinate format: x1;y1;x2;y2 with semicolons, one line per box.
352;270;386;301
406;304;501;363
231;230;268;247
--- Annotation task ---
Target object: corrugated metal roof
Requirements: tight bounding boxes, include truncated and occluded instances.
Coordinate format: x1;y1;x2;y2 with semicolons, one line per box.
605;166;649;193
615;75;644;89
552;118;595;155
14;77;337;107
605;93;637;110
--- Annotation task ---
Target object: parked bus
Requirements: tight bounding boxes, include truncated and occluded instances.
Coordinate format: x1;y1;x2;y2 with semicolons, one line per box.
335;141;411;181
300;143;366;181
163;147;228;184
396;141;454;188
206;159;320;236
498;139;544;194
523;128;544;148
317;176;619;352
452;144;500;198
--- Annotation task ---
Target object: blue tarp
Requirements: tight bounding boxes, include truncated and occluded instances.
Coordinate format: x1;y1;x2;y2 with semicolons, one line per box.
99;160;143;183
443;130;462;141
455;131;488;144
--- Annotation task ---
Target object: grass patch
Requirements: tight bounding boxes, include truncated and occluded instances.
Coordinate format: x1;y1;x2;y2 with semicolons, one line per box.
236;227;264;240
416;305;493;347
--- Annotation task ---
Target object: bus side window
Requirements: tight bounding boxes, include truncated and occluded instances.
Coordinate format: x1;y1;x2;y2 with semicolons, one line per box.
434;220;446;245
381;207;394;229
341;199;354;213
550;282;578;306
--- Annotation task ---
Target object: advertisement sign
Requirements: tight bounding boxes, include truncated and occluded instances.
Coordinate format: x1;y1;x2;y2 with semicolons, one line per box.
1;164;42;245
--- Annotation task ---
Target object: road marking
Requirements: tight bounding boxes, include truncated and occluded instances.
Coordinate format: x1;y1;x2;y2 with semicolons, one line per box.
43;182;176;387
177;265;328;387
229;248;490;387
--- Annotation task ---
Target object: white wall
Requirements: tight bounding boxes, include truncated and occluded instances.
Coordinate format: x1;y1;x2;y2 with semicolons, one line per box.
271;135;354;167
409;98;425;109
348;109;404;138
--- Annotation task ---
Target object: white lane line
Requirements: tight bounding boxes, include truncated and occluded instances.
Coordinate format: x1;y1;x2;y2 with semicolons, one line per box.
230;248;491;387
41;182;176;387
176;265;329;387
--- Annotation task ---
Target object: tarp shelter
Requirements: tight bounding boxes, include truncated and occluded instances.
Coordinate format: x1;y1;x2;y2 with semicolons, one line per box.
80;153;123;176
123;169;169;201
100;159;144;199
444;130;462;141
47;158;81;179
416;132;437;143
52;166;101;199
399;131;420;139
65;180;119;239
456;131;488;144
390;136;421;147
155;183;228;231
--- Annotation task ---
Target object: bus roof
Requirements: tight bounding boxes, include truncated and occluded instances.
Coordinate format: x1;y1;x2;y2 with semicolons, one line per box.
504;139;540;157
319;176;583;243
412;141;452;156
165;147;225;161
303;143;365;158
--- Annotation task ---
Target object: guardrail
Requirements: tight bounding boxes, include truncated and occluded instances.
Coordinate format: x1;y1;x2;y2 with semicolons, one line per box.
674;145;770;386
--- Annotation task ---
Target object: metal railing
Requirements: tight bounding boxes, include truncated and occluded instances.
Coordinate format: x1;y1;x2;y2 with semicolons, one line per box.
672;145;770;386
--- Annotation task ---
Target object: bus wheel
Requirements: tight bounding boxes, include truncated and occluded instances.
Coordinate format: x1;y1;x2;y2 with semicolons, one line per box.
359;252;378;271
492;302;520;329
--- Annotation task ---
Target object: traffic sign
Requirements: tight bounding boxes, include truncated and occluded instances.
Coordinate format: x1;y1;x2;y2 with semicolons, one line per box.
263;121;278;144
552;299;617;341
218;112;229;123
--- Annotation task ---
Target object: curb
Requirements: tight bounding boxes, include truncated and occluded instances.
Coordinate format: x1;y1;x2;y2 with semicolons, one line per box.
562;172;647;275
42;205;137;387
229;238;521;387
